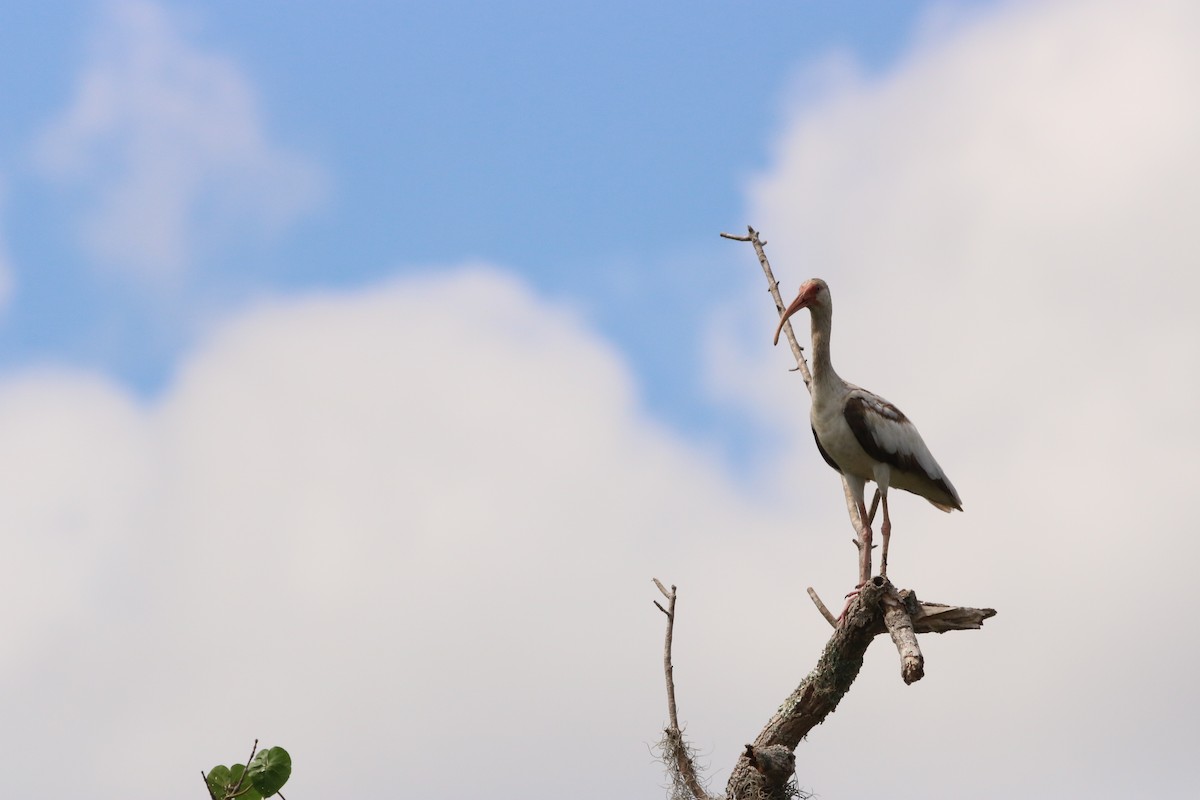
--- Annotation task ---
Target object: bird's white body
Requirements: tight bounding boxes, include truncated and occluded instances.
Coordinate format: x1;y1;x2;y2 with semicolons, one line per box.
810;384;886;488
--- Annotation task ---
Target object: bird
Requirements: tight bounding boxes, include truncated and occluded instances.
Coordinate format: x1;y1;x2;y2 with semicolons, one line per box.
773;278;961;588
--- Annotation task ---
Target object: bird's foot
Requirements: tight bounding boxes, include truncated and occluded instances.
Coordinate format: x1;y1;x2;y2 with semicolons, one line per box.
835;584;866;624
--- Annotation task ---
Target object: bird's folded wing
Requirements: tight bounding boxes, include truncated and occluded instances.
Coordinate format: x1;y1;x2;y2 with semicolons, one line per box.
843;393;959;508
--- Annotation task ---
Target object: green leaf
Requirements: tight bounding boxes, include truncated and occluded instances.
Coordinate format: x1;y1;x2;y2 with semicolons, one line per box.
206;765;233;798
247;746;292;797
206;763;264;800
230;764;263;800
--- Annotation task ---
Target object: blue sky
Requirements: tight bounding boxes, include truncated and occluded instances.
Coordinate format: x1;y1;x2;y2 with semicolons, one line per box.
2;2;1199;799
0;0;969;459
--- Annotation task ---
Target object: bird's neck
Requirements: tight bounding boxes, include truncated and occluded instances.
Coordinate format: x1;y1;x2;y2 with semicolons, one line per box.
808;305;840;388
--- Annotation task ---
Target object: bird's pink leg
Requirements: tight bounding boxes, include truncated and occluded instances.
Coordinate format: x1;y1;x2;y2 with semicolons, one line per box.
855;495;873;588
837;491;874;624
879;492;891;579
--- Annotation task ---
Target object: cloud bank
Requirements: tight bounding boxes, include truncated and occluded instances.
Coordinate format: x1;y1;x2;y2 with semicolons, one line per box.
0;267;790;798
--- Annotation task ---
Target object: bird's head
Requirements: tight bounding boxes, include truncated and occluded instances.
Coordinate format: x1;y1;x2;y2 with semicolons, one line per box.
773;278;829;345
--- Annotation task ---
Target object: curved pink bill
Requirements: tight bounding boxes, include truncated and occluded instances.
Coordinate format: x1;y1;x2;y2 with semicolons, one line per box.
773;292;810;345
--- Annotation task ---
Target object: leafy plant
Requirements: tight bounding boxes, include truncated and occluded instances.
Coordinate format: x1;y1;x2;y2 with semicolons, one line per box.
204;740;292;800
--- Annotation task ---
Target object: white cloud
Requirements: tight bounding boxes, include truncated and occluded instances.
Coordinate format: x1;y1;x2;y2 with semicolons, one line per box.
34;0;324;281
0;266;800;798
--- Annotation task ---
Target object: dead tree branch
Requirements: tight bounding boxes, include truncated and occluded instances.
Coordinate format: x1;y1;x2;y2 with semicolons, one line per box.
725;578;995;799
651;577;994;800
882;583;925;684
653;579;715;800
804;587;836;628
720;228;810;391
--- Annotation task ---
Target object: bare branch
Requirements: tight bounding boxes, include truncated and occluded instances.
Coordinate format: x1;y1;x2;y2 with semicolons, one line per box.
881;585;924;684
723;226;810;390
652;579;715;800
805;587;837;628
657;581;680;732
229;739;258;798
905;592;997;633
202;770;218;800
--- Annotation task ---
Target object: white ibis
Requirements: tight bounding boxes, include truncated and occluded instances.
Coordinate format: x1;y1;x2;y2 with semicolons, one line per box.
774;278;961;587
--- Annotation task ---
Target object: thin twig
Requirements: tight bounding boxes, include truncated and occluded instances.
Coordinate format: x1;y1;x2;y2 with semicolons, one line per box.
655;580;681;732
722;226;811;390
202;770;219;800
806;587;837;628
652;579;713;800
229;739;258;797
